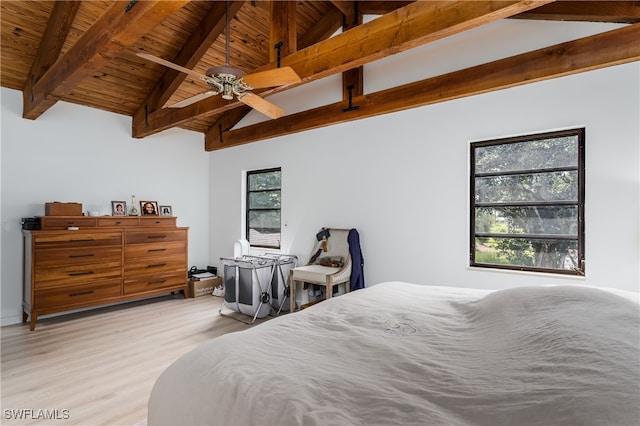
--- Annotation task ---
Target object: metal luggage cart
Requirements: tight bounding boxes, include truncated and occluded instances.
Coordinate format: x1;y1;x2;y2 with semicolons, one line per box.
219;256;276;324
256;254;298;314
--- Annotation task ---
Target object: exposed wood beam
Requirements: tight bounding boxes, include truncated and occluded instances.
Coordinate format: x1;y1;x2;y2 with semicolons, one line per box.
341;1;364;100
340;1;361;31
205;23;640;151
342;68;363;105
513;1;640;23
134;0;244;124
329;1;353;17
23;0;80;99
204;105;253;151
23;0;188;120
286;1;554;80
270;1;297;62
134;0;551;138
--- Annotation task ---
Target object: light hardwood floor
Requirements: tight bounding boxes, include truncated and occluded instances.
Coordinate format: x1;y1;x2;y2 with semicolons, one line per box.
1;293;266;425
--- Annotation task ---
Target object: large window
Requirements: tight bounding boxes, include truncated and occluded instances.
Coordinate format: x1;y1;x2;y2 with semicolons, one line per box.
470;128;585;275
246;168;281;249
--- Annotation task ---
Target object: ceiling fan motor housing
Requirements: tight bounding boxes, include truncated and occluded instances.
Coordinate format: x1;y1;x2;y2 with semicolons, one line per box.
205;65;251;100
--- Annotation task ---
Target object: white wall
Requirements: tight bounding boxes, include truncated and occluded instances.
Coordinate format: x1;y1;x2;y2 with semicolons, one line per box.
209;22;639;293
1;89;211;325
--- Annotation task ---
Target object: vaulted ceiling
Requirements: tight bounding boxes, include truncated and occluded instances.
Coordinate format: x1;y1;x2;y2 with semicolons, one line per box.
1;1;639;151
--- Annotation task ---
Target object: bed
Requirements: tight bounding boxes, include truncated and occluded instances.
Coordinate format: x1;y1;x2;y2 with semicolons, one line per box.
148;282;639;426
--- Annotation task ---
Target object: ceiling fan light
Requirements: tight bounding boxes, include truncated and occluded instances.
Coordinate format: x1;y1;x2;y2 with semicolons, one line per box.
222;84;234;100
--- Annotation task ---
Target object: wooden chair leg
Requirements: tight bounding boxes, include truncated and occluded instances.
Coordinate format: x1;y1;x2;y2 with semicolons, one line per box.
290;270;296;312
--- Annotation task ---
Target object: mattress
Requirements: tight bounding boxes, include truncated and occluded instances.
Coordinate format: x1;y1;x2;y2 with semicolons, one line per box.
148;282;640;426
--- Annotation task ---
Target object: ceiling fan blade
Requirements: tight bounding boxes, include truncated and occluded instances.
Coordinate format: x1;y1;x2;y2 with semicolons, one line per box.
238;93;285;119
137;52;209;82
242;67;301;89
168;91;217;108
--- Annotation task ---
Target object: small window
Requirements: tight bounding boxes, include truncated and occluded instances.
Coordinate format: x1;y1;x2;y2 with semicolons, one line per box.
246;168;281;249
470;128;585;275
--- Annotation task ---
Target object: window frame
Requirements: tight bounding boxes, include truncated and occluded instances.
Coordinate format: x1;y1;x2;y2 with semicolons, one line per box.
246;167;282;249
469;128;585;276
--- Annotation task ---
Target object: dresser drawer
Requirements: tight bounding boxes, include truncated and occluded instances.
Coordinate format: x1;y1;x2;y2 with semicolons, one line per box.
124;255;186;276
123;272;187;295
35;246;122;267
97;217;140;227
125;241;185;259
34;279;122;310
138;217;176;227
40;217;97;229
34;232;122;249
126;230;185;245
34;261;122;288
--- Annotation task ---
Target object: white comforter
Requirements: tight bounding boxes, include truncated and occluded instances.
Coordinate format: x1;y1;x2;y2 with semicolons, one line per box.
148;282;640;426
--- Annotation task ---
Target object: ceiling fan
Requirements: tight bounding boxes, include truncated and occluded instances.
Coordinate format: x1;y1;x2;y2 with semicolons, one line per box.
137;1;301;119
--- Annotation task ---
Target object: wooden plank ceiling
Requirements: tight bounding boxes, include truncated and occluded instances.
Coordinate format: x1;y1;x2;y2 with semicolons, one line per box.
1;1;639;151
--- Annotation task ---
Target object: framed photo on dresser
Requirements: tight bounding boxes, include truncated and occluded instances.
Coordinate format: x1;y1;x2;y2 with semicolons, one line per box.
140;201;159;215
111;201;127;216
160;205;173;216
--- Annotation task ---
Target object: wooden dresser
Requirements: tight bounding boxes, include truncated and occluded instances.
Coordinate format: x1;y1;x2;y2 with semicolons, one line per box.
23;216;189;330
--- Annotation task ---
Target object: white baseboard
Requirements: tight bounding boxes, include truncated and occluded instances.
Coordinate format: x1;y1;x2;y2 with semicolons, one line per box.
1;314;23;327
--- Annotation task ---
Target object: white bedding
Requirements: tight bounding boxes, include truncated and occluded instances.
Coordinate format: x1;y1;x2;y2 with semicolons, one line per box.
148;282;640;426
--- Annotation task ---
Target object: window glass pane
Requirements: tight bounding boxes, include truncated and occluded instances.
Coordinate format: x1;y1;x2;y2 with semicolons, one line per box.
475;237;578;270
475;206;578;236
475;171;577;203
248;229;280;248
249;210;280;228
475;136;578;173
248;191;281;209
248;170;281;191
248;211;281;247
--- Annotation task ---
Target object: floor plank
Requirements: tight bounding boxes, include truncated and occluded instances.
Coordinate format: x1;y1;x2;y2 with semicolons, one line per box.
1;294;266;425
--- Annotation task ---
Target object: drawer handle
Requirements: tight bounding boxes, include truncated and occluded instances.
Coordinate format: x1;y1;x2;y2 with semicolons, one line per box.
147;263;167;268
68;271;95;276
148;248;167;252
148;235;167;239
69;253;95;258
155;221;161;224
69;290;94;297
148;279;167;285
69;238;95;242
